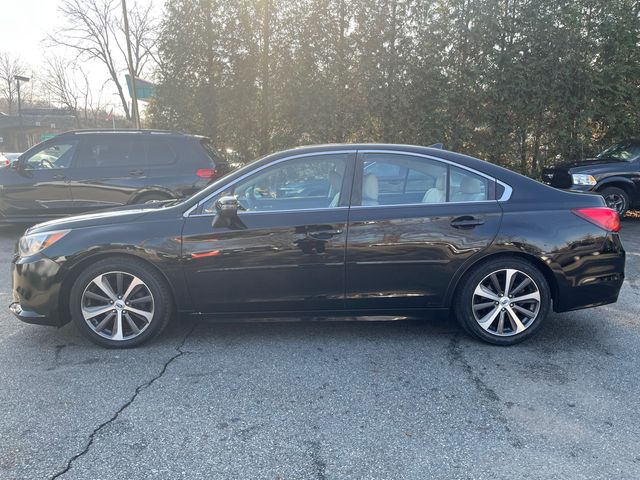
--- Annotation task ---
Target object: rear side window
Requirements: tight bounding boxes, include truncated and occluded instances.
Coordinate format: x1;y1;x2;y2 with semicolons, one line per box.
449;166;489;202
146;139;178;166
76;136;146;167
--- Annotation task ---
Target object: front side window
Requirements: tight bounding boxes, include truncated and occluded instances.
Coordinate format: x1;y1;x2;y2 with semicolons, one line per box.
358;153;491;206
201;153;348;213
23;140;79;170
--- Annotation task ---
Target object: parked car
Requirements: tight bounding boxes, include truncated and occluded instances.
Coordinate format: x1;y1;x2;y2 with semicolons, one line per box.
0;152;21;168
0;130;228;224
541;139;640;215
11;144;625;348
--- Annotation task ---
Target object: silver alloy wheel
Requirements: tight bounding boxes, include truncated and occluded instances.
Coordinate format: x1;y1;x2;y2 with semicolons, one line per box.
81;271;155;341
471;268;541;336
604;193;625;214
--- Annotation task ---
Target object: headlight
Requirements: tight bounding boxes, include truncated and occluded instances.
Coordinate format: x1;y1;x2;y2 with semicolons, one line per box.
18;229;70;257
572;174;597;186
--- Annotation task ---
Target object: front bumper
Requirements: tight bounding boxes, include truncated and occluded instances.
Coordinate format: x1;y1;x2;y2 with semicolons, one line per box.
10;253;67;326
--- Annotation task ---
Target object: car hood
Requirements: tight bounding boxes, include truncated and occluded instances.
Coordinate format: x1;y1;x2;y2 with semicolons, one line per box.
26;207;157;234
554;157;625;170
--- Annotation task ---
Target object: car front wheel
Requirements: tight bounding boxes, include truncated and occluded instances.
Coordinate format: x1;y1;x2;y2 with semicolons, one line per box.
454;258;551;345
70;257;172;348
599;186;629;216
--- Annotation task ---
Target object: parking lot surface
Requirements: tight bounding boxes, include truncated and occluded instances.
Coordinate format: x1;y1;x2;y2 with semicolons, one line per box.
0;219;639;480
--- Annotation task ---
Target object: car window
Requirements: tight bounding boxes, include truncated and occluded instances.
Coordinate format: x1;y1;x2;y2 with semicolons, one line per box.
201;153;348;213
360;153;446;205
76;137;146;167
23;140;78;170
596;141;640;161
359;153;491;206
449;166;489;202
147;139;178;166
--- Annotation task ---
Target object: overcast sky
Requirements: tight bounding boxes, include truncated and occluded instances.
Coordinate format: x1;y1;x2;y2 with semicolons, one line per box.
0;0;161;114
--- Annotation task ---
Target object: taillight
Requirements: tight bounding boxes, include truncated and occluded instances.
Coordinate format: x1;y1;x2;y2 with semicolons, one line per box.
196;168;217;180
571;207;620;232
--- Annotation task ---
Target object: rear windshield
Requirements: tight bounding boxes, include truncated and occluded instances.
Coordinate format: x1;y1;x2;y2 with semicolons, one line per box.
201;140;231;174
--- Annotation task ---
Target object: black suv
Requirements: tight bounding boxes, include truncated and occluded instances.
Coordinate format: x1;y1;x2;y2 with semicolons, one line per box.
0;130;227;223
542;139;640;215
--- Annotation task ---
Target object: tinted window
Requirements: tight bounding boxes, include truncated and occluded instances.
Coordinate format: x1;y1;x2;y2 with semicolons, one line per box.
23;140;79;170
360;153;446;205
359;153;492;205
449;166;489;202
77;137;146;167
147;139;178;166
201;153;348;213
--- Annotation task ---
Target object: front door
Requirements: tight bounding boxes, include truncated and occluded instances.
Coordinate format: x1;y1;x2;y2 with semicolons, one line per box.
0;138;78;219
181;151;355;313
345;151;503;310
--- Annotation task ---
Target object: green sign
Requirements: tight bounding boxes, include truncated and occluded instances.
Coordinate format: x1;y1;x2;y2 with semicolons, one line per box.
40;133;56;142
125;74;156;100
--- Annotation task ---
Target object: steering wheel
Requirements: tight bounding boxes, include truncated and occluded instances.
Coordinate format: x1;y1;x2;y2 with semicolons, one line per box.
39;158;55;169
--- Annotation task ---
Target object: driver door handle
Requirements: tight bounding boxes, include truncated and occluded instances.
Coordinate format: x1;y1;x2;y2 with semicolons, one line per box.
52;174;66;180
129;169;144;176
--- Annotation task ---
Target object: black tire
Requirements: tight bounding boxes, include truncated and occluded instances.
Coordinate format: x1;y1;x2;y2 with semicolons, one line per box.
135;192;173;205
599;186;629;216
70;256;173;348
453;257;551;346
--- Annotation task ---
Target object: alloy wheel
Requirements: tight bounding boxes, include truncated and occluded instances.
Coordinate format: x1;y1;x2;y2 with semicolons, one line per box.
81;271;155;341
604;193;625;214
471;268;541;336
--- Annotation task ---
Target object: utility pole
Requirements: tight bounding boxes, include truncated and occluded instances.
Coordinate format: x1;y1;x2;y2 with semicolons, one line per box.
14;75;30;150
121;0;140;129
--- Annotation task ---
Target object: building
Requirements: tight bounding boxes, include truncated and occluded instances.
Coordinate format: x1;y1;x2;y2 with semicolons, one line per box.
0;108;77;152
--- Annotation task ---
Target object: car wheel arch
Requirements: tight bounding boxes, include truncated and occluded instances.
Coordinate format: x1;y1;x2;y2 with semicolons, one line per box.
130;188;175;205
58;252;176;324
445;251;559;311
595;178;635;197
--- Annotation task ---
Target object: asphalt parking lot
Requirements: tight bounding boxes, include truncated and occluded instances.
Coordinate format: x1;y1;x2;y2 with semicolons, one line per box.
0;219;638;480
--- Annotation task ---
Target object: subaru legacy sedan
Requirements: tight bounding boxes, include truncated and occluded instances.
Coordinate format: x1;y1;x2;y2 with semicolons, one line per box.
10;144;625;348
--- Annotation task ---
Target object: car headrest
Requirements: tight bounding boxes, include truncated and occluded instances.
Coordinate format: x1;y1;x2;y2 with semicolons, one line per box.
435;174;446;190
460;176;482;194
363;173;379;201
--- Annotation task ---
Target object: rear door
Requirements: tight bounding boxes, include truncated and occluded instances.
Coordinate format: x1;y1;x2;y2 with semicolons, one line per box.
345;150;503;310
67;134;148;211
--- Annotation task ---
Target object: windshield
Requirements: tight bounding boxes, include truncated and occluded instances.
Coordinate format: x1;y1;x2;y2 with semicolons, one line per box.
596;141;640;161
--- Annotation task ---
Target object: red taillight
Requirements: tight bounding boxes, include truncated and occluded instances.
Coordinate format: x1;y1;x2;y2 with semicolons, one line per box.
571;207;620;232
196;168;217;180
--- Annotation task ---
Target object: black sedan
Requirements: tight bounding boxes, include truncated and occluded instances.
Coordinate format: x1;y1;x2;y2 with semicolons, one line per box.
10;144;625;348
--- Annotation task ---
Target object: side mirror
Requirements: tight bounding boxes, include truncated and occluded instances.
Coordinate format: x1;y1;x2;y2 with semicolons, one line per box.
215;195;240;217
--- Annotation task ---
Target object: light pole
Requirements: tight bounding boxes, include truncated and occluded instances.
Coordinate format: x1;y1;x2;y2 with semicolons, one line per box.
14;75;30;122
121;0;140;129
14;75;30;151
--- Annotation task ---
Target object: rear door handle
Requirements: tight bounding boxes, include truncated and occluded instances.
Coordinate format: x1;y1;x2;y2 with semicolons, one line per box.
451;216;485;228
129;169;144;176
309;229;343;240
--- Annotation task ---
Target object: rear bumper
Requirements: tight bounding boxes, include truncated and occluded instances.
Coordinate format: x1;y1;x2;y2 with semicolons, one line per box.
10;253;67;326
553;233;625;312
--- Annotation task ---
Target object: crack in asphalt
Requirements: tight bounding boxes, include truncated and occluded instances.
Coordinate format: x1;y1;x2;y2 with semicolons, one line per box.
49;324;197;480
447;334;524;447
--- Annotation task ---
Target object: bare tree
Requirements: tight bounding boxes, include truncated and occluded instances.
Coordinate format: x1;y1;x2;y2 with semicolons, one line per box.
47;0;157;120
0;53;26;114
43;57;84;126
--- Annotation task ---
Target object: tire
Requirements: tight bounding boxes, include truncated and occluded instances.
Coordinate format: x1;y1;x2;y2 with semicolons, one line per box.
453;257;551;346
135;192;172;205
70;256;173;348
599;186;629;216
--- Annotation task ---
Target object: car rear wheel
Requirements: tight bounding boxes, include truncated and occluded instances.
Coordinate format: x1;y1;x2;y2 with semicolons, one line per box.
70;257;172;348
454;258;551;345
599;186;629;216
